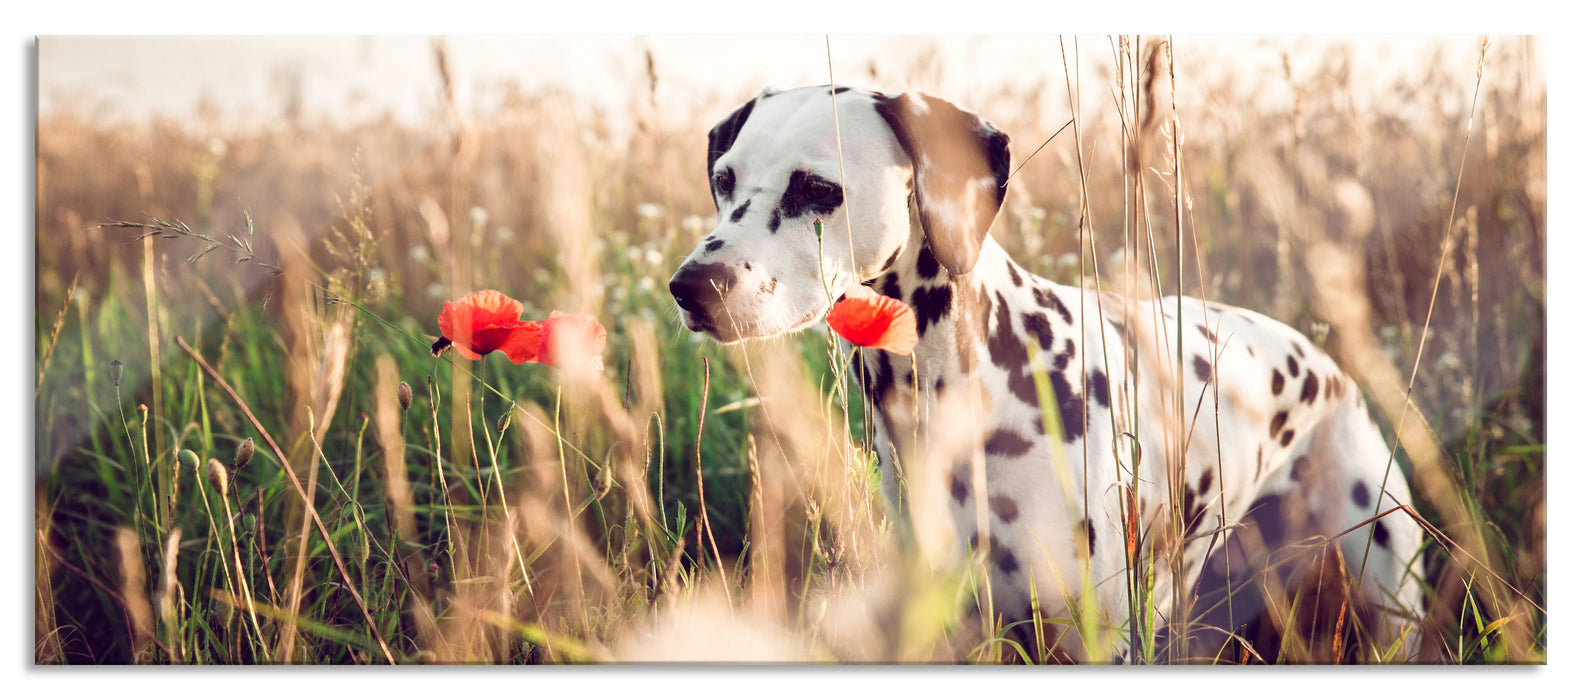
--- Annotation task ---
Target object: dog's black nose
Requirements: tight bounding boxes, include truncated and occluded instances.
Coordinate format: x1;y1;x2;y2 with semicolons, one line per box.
669;262;734;319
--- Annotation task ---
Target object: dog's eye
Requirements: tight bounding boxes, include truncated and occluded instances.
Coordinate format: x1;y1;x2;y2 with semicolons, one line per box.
713;170;734;195
805;179;838;200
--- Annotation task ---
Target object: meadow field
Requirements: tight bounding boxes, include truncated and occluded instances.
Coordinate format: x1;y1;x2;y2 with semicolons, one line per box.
32;36;1545;664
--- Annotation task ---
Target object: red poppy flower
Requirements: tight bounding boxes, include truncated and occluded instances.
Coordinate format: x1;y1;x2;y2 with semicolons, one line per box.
540;311;609;372
436;289;545;364
827;284;918;356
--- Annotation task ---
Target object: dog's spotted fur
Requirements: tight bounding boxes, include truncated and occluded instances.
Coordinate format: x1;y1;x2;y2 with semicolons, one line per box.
671;86;1424;662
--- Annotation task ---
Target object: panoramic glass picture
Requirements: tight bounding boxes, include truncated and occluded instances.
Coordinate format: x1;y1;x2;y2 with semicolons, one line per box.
33;35;1544;664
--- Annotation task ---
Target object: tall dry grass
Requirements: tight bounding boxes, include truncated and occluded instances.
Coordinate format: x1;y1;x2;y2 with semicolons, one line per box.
33;36;1543;664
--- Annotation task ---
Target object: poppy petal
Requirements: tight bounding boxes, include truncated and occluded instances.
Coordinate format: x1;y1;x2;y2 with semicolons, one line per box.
495;322;546;364
437;289;529;359
827;284;918;356
540;311;609;371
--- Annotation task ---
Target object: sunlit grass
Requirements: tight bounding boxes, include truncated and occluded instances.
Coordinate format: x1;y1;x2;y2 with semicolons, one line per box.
33;37;1544;664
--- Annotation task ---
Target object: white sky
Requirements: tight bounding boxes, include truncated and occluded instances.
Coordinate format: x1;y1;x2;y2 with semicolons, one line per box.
37;35;1508;132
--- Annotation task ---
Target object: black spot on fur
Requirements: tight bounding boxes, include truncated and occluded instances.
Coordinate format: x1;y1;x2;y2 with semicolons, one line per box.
1291;341;1306;358
863;352;896;405
1271;368;1285;395
881;245;903;273
774;169;844;225
705;238;725;253
950;468;969;504
1090;368;1110;408
729;200;750;223
1255;444;1264;478
989;494;1020;523
1245;495;1286;546
984;428;1034;457
1051;371;1086;441
877;273;902;302
1372;523;1391;548
912;284;953;336
996;547;1019;575
1053;338;1075;371
1108;318;1125;335
1280;429;1294;447
1182;489;1207;536
1286;354;1300;377
987;292;1023;371
1033;287;1073;325
1299;371;1319;404
1291;454;1311;482
768;210;782;233
914;241;942;280
1351;481;1371;508
1022;312;1053;350
1197;469;1214;496
1007;261;1024;286
1193;355;1212;383
1084;519;1096;554
1269;411;1288;439
1197;324;1218;344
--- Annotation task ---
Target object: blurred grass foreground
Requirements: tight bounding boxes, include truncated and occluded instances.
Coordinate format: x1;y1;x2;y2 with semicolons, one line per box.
33;36;1544;664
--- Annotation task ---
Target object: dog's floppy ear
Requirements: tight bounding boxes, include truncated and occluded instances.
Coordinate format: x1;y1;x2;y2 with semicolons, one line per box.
874;92;1011;276
706;90;770;180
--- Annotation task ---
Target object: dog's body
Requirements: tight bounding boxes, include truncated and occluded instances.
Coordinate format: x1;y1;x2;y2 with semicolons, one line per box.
670;85;1424;662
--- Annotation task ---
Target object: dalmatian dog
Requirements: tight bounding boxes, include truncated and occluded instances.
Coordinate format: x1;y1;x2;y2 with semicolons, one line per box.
669;85;1425;663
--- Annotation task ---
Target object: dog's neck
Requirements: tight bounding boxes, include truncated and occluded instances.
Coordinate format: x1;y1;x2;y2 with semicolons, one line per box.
857;230;1022;458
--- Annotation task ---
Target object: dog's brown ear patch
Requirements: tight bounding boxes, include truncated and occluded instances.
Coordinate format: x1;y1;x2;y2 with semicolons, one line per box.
874;92;1011;276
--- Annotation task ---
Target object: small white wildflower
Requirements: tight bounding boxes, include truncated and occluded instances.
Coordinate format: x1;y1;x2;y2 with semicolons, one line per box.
494;226;514;243
1027;205;1047;221
468;206;489;230
207;137;228;158
645;248;663;266
1435;352;1463;373
409;245;430;263
533;268;551;285
593;237;608;254
426;282;446;299
1055;252;1080;270
681;215;704;235
638;277;656;292
611;286;629;303
636;202;665;220
367;267;388;282
626;247;643;263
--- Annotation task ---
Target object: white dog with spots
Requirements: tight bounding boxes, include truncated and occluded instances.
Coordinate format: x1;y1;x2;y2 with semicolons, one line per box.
670;86;1425;663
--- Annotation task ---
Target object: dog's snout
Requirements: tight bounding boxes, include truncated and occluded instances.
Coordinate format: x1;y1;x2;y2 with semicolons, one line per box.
669;261;735;318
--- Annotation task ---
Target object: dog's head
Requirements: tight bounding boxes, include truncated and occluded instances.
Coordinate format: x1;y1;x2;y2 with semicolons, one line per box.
669;86;1011;343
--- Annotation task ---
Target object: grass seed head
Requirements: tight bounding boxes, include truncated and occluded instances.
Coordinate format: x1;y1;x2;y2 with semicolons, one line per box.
232;437;254;469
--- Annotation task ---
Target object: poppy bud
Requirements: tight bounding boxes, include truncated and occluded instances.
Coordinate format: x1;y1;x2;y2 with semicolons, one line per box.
233;438;255;469
205;458;229;499
397;381;413;411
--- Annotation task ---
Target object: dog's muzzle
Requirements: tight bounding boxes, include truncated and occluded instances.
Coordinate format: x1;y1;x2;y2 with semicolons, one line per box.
669;261;737;335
